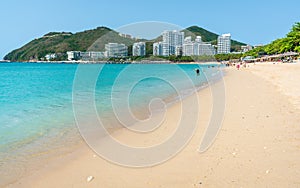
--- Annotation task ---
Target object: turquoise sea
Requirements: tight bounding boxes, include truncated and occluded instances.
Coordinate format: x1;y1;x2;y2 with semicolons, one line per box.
0;63;223;186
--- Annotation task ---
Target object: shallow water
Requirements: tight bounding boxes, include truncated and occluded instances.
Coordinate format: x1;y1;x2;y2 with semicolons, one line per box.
0;62;223;186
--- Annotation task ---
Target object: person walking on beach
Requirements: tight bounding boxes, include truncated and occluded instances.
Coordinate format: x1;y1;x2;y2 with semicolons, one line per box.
237;64;240;70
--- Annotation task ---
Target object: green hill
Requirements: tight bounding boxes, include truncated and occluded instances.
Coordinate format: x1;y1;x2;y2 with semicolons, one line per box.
183;26;218;42
184;26;246;51
4;25;247;61
4;27;137;61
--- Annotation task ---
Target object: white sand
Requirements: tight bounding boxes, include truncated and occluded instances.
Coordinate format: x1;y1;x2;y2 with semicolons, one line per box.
249;62;300;109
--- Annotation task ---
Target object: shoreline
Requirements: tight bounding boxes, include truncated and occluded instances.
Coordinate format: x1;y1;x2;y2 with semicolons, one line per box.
4;67;222;187
2;64;223;187
0;60;221;65
6;62;300;187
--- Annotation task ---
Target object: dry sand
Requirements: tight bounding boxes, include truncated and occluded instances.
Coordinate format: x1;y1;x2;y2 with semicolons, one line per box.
249;62;300;109
7;63;300;188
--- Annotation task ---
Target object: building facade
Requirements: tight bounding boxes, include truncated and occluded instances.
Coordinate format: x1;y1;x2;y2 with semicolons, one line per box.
183;36;194;56
119;33;132;39
153;42;163;56
217;33;231;54
67;51;81;61
162;30;184;56
67;51;105;61
105;43;128;58
198;43;216;56
81;51;106;61
175;46;183;56
241;45;253;53
182;36;216;56
133;42;146;56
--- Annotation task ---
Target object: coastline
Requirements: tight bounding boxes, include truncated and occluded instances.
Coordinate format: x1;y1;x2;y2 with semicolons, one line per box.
1;63;221;187
0;60;220;65
7;63;300;187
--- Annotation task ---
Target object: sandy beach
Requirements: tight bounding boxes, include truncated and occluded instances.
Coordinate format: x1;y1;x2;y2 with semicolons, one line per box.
7;62;300;188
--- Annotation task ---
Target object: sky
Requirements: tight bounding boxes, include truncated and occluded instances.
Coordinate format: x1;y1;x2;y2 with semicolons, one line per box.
0;0;299;59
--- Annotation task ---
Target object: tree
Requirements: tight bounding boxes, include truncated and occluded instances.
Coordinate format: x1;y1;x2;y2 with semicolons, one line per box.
245;22;300;57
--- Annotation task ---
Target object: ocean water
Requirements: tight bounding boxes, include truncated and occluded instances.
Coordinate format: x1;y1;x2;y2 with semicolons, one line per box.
0;62;223;186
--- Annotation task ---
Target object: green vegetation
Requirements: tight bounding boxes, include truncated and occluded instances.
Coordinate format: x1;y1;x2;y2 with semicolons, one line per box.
243;46;266;58
4;25;247;62
169;55;217;62
5;27;112;61
183;26;219;42
4;27;138;61
244;22;300;57
184;26;246;52
215;53;243;61
168;55;194;62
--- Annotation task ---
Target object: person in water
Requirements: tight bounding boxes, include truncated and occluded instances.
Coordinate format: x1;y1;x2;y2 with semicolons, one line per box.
195;68;200;76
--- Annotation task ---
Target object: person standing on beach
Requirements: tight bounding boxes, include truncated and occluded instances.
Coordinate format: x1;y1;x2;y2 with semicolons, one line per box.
237;64;240;70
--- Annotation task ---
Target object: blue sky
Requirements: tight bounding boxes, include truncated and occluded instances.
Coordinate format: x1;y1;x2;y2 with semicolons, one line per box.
0;0;299;59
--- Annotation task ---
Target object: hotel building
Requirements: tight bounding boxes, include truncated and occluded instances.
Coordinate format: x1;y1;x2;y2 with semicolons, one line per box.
67;51;106;61
81;51;106;61
67;51;81;61
133;42;146;56
198;43;216;56
183;36;216;56
162;30;184;56
105;43;128;58
183;36;194;56
217;33;231;54
153;42;163;56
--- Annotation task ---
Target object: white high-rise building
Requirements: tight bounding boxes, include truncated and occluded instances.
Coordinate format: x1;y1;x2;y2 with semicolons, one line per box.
162;30;184;56
198;43;216;56
153;42;163;56
175;46;183;56
183;36;216;56
133;42;146;56
217;33;231;54
183;37;194;56
105;43;128;58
